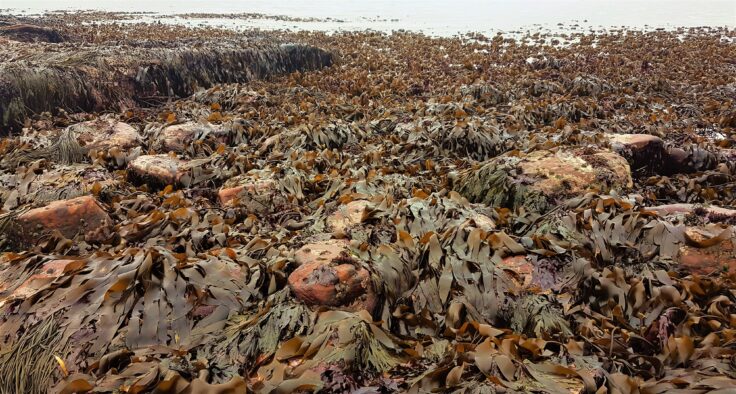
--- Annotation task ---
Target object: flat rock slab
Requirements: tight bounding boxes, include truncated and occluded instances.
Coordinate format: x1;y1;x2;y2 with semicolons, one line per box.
5;259;80;301
16;195;111;244
455;148;632;213
73;118;142;152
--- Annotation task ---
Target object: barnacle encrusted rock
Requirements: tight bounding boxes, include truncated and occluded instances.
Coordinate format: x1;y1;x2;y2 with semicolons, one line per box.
454;148;633;213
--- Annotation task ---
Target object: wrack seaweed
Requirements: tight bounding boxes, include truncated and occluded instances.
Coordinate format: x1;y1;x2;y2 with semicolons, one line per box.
0;43;334;133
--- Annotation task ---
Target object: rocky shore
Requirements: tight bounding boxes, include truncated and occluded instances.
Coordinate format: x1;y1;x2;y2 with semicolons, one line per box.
0;12;735;394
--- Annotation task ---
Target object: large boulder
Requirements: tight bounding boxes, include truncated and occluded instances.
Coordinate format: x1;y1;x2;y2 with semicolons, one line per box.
288;240;376;312
288;261;376;311
454;148;632;213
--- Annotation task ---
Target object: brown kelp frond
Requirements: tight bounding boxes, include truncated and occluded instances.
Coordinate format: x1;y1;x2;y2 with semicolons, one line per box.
1;43;334;132
273;310;407;374
212;290;313;373
507;294;572;339
2;127;87;168
0;316;65;394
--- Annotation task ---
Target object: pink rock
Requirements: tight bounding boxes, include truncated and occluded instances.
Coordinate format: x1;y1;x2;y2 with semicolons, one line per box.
73;118;141;151
128;154;184;187
17;196;112;244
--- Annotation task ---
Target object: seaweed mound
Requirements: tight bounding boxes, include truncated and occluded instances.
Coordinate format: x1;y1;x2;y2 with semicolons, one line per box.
0;41;334;133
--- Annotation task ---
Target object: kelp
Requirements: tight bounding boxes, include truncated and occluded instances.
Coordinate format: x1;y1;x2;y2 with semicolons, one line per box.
0;42;334;133
0;315;65;394
0;12;735;394
1;127;87;167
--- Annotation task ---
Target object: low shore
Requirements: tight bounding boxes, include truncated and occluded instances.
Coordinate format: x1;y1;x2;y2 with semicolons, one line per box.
0;12;735;394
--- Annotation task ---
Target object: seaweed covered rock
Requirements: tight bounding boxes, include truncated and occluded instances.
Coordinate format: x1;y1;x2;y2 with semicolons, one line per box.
663;145;720;175
1;163;118;210
71;118;141;152
0;42;334;133
608;133;664;174
327;200;369;236
153;121;229;153
288;258;376;312
506;294;571;338
294;239;350;267
0;24;64;43
128;154;185;188
454;148;632;213
0;259;80;302
218;171;281;212
460;83;507;105
14;195;111;245
569;74;611;96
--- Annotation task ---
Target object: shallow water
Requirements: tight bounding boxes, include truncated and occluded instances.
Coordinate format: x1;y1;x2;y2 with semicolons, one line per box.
3;0;735;36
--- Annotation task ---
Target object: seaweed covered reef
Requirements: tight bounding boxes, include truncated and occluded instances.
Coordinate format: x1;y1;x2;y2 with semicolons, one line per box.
0;14;334;133
0;12;735;394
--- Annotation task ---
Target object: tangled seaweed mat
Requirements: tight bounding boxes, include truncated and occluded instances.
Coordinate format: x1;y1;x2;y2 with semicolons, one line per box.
0;13;736;394
0;19;334;133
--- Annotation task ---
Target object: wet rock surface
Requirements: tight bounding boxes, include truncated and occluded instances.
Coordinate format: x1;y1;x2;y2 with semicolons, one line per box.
15;195;111;245
608;133;664;174
0;13;735;394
